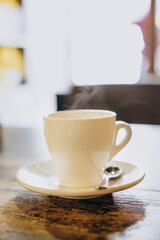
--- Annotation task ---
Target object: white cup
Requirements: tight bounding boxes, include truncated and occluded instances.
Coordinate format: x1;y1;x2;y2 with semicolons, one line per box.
43;109;132;188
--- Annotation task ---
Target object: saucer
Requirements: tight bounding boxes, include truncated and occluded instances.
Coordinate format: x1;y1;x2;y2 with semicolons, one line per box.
17;160;145;199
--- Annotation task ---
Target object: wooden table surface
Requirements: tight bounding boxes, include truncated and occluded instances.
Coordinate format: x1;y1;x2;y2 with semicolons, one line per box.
0;124;160;240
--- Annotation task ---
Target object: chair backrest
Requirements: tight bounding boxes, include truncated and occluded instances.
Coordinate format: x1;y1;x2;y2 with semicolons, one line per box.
57;84;160;124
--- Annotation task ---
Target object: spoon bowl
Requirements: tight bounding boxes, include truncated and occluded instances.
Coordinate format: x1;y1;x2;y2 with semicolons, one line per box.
105;165;123;178
95;165;123;190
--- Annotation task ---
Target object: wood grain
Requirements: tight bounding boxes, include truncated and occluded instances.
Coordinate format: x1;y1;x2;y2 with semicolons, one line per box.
0;126;160;240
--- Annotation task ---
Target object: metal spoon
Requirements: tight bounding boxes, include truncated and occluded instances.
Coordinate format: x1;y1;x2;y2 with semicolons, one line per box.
95;165;123;190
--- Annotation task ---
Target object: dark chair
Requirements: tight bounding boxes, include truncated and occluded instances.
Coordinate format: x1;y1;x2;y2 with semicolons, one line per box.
57;84;160;124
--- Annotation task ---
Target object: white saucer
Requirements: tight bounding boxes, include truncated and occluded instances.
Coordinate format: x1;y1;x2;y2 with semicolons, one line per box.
17;160;145;199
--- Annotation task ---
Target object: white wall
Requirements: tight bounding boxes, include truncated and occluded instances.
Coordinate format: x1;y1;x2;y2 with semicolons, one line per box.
0;0;150;127
24;0;71;125
71;0;147;85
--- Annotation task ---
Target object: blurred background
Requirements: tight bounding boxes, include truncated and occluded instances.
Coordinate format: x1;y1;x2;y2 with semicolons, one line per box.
0;0;160;127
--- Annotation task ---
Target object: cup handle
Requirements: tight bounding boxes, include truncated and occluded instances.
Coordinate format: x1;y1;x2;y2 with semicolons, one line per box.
109;121;132;161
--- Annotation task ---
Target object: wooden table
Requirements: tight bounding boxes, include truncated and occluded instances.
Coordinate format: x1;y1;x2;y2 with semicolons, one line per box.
0;124;160;240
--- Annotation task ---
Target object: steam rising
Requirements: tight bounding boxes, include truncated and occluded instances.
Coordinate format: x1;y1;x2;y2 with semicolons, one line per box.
70;86;106;110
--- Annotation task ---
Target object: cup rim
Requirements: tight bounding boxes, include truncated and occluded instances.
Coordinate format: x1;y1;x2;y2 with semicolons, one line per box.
43;109;116;120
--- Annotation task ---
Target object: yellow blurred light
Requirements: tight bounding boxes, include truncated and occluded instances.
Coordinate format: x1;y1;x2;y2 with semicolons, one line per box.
0;0;21;6
0;47;24;75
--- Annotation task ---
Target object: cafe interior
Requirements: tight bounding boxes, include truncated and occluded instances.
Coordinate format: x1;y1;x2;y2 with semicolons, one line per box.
0;0;160;239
